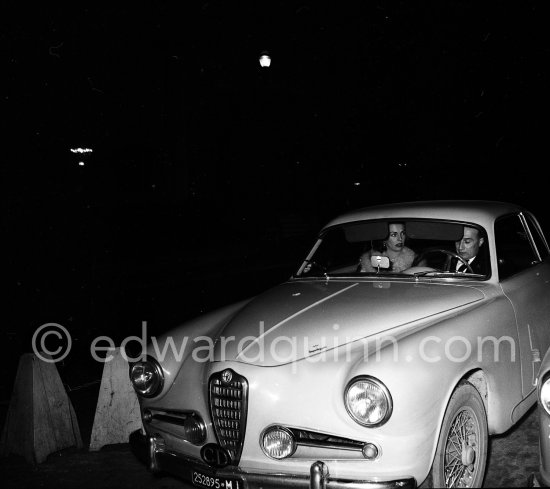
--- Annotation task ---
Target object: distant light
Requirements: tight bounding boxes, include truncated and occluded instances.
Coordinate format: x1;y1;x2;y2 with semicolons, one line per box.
78;161;85;166
354;182;361;186
259;51;271;68
70;148;93;154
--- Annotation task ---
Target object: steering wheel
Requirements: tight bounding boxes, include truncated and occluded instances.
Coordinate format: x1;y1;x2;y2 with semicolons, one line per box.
412;248;473;273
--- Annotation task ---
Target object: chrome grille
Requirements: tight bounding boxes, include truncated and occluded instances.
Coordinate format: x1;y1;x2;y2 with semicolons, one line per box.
209;369;248;464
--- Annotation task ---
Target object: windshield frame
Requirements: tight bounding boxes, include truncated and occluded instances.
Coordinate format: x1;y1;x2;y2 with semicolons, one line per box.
294;217;491;281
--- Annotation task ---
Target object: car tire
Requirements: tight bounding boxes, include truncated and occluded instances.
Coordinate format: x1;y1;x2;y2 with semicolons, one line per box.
424;381;488;488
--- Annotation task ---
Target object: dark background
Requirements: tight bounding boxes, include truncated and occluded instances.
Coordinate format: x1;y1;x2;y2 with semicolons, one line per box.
4;1;550;389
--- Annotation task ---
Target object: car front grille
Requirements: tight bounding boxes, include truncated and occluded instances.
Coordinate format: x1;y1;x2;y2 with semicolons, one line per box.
209;369;248;464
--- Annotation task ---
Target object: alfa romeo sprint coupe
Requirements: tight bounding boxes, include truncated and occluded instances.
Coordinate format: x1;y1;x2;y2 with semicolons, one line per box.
129;201;550;488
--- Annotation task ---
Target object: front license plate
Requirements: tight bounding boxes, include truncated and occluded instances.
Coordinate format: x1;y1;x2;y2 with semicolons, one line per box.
191;469;241;489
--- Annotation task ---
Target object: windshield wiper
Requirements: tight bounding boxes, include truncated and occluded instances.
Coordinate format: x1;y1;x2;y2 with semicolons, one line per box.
413;270;485;278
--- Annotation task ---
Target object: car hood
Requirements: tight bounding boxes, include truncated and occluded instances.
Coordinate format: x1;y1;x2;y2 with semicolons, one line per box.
212;279;485;366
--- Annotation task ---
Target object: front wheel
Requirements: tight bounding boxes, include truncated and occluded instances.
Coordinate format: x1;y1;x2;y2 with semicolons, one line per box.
430;382;488;488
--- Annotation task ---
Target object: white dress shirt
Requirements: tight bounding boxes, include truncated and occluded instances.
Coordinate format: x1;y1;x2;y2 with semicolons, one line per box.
456;256;476;272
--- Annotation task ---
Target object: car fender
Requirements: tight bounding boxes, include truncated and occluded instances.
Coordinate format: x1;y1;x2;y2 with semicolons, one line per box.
341;295;522;482
142;298;253;400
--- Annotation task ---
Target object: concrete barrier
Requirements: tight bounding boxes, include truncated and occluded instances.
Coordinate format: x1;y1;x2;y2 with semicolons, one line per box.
89;347;143;451
0;353;83;464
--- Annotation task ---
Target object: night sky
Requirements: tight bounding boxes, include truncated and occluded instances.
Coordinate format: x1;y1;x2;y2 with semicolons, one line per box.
5;1;550;357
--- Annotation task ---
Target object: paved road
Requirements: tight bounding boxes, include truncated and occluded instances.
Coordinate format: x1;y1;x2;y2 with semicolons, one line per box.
1;405;541;488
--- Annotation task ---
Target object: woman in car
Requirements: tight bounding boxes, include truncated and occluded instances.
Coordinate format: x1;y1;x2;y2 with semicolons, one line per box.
359;222;416;273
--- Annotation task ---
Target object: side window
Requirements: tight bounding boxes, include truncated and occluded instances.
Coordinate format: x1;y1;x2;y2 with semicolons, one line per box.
495;215;539;280
524;214;550;261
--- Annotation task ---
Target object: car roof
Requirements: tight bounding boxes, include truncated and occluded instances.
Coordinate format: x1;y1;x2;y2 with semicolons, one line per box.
323;200;526;230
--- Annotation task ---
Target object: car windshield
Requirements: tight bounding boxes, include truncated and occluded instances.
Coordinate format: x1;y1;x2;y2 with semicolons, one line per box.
296;219;490;279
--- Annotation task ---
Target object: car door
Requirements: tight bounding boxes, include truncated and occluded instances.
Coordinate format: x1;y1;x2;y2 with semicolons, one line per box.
496;213;550;397
522;212;550;349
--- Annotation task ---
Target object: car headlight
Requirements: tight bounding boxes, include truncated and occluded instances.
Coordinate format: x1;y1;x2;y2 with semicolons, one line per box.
130;357;164;398
344;376;393;427
260;426;297;459
540;374;550;415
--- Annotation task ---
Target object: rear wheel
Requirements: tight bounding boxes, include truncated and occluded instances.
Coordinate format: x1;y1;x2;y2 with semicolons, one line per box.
430;382;488;488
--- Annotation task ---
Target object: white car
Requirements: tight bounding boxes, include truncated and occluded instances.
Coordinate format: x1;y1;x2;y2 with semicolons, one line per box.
129;200;550;488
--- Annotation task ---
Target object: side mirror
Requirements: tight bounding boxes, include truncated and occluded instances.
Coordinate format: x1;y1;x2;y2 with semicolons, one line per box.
370;255;390;270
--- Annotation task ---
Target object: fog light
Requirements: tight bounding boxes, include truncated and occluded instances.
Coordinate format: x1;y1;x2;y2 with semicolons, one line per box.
260;426;296;459
184;415;207;445
362;442;379;460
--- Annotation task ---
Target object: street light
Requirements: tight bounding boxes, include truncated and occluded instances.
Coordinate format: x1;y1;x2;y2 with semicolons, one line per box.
259;51;271;68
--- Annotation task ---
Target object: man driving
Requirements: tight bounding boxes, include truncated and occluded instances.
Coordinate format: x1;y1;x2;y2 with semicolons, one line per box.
451;226;486;274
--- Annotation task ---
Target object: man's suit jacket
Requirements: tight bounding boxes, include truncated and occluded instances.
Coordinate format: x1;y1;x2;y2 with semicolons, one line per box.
449;254;486;274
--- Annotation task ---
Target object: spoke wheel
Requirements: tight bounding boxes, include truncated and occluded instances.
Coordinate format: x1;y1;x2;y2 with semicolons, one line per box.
431;382;488;488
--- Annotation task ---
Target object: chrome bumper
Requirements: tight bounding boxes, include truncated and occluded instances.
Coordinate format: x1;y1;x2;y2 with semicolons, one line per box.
129;430;416;489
